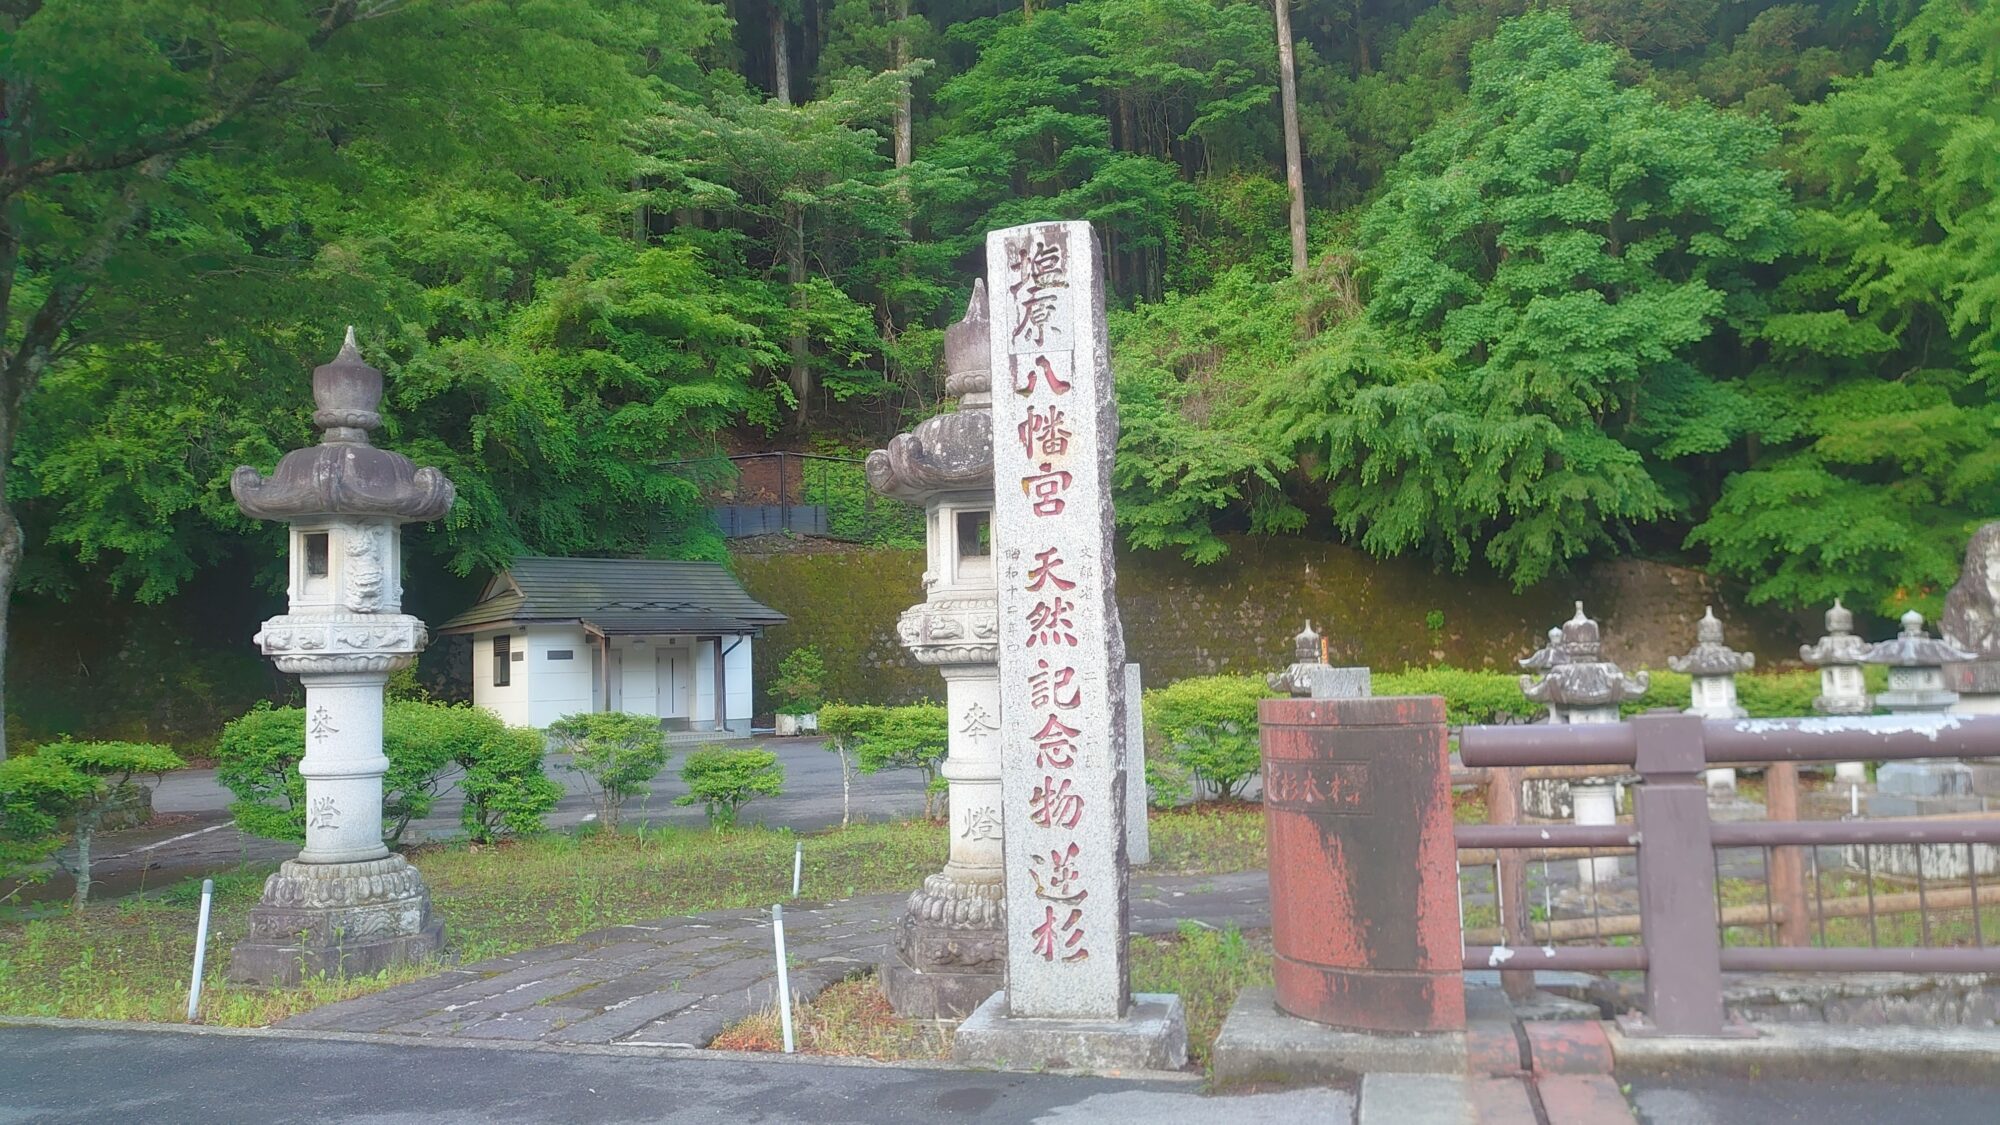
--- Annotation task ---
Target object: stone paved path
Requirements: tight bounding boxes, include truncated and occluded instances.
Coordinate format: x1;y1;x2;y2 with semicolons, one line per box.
279;871;1270;1048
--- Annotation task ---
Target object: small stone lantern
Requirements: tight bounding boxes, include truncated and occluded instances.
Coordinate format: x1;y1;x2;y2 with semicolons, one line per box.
1268;621;1370;699
1520;603;1648;885
1866;610;1977;809
1801;599;1872;784
866;284;1006;1019
227;330;454;985
1668;607;1753;795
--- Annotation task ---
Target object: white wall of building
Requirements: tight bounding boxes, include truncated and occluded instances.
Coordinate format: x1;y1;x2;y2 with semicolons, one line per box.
470;627;754;731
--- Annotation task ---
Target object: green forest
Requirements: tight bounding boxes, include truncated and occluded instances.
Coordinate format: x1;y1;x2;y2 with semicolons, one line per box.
3;0;1996;646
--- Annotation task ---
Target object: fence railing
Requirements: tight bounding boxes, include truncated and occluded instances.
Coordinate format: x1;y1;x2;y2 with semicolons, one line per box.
659;452;923;546
1455;711;2000;1036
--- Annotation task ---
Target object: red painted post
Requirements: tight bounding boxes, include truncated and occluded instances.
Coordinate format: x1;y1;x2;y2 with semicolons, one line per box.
1486;766;1536;1002
1260;694;1464;1033
1631;712;1727;1035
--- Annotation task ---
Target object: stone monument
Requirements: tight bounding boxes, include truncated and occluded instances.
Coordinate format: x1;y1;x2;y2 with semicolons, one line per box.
1519;603;1647;884
866;285;1008;1019
1667;607;1753;797
1866;610;1979;814
953;220;1186;1071
1943;522;2000;715
1801;599;1872;785
228;330;453;985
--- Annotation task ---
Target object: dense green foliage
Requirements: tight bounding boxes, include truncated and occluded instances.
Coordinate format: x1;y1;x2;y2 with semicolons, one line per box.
2;741;184;907
8;0;1994;743
674;746;785;827
217;702;556;843
549;711;669;830
771;646;829;715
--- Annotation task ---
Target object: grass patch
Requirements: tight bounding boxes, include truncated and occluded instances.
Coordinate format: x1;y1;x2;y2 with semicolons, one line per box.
1147;802;1265;873
1132;922;1273;1070
710;972;954;1060
0;819;947;1026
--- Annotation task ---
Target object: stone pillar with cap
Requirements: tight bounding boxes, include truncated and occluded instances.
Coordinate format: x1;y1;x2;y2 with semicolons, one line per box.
866;284;1007;1019
1668;606;1753;798
1801;599;1872;785
1268;622;1371;700
1866;610;1979;815
1519;603;1648;885
227;329;454;986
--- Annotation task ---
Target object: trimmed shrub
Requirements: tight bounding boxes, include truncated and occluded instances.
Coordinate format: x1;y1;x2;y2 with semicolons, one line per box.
675;746;784;827
1145;675;1273;801
217;701;558;844
0;754;96;905
549;711;668;830
34;740;183;907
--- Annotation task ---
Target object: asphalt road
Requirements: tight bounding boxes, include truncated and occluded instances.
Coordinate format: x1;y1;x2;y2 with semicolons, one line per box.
6;1026;2000;1124
0;1026;1340;1125
21;738;929;907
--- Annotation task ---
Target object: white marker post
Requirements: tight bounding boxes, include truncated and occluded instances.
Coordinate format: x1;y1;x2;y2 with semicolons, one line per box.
772;903;796;1054
792;841;803;898
186;878;214;1022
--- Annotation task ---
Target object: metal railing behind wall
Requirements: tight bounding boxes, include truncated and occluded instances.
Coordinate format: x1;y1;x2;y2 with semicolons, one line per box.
1455;711;2000;1036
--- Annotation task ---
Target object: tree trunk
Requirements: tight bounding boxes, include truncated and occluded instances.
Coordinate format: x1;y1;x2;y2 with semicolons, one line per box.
771;3;792;106
1275;0;1309;276
893;1;912;235
72;808;96;910
0;498;16;763
785;202;809;424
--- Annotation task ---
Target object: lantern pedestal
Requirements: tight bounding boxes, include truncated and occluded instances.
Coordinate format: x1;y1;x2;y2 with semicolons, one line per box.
229;854;444;987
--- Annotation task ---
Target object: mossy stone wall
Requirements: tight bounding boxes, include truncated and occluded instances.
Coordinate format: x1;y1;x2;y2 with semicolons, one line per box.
735;535;1821;710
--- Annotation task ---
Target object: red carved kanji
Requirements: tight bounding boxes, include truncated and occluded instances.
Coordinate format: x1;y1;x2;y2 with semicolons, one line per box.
1026;547;1076;592
1031;904;1089;963
1030;841;1087;904
1031;713;1080;769
1030;658;1080;710
1022;462;1073;517
1025;596;1078;647
1012;354;1073;396
1017;405;1072;459
1030;774;1084;829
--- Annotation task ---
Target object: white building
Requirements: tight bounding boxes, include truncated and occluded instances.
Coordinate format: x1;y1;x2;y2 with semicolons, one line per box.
438;557;787;732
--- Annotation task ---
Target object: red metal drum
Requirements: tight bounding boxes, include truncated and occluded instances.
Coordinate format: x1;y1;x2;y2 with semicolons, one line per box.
1259;695;1464;1033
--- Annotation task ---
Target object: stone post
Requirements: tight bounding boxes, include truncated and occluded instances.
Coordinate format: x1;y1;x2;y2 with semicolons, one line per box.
954;220;1185;1072
1865;610;1978;815
1519;603;1646;885
866;285;1007;1019
1942;524;2000;798
227;330;453;986
1668;607;1754;799
1801;599;1872;785
1124;662;1150;866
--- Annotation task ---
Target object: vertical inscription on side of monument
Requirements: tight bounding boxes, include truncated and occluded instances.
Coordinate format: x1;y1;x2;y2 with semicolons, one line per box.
987;221;1130;1021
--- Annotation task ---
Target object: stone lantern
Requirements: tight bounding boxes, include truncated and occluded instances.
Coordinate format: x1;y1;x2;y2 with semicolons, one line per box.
865;285;1006;1019
1520;603;1648;884
1268;621;1370;699
1668;606;1753;795
1865;610;1977;813
226;330;454;986
1801;599;1872;784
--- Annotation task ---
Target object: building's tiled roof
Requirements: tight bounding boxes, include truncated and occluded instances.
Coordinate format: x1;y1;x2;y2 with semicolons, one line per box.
437;557;786;636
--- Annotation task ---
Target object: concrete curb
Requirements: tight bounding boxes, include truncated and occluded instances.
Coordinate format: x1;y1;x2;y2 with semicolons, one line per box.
1608;1021;2000;1083
0;1015;1202;1083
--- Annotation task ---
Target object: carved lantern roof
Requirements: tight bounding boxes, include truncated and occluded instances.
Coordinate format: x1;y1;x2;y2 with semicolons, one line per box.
1863;610;1976;669
1800;598;1868;666
1520;602;1649;706
865;283;994;503
231;329;454;523
1668;606;1755;677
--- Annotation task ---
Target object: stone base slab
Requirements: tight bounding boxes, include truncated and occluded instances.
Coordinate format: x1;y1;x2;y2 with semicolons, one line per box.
952;989;1188;1073
228;855;445;987
1878;760;1975;799
879;957;1001;1020
1211;987;1466;1086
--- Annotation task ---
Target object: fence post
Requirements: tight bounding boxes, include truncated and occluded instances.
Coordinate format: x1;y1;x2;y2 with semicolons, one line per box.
1631;711;1727;1035
1485;766;1535;1002
1766;762;1811;947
